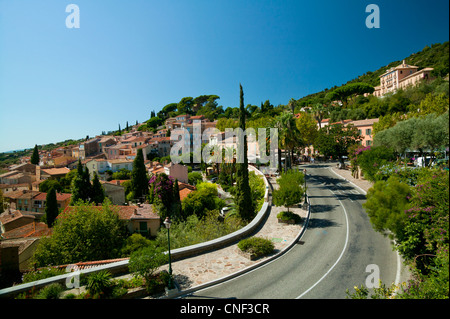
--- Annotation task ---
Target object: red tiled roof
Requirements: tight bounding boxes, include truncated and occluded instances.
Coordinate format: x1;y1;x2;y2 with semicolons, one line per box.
63;204;159;221
41;167;70;176
178;181;196;191
42;258;130;271
0;210;25;224
149;136;171;143
1;222;52;239
33;192;72;202
3;190;40;200
179;188;194;201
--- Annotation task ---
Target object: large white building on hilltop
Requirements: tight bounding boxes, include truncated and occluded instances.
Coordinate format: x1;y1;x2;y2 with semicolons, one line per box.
373;60;434;97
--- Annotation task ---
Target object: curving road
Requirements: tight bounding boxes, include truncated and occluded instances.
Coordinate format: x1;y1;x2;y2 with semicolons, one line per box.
181;163;400;299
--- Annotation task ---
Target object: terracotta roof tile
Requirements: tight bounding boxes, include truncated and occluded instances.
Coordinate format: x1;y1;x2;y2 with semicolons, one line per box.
41;167;70;175
179;188;194;201
1;222;52;239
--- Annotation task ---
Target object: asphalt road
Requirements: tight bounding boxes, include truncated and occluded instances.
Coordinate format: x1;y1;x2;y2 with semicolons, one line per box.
181;164;400;299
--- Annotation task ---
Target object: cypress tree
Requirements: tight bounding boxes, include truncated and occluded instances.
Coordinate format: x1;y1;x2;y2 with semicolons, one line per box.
235;84;255;221
131;148;149;202
173;178;182;218
45;187;59;227
91;172;105;204
31;144;39;165
71;159;84;204
83;165;92;201
71;159;92;204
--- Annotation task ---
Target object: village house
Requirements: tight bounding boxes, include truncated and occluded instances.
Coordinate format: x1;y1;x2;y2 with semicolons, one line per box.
85;158;134;180
2;190;71;216
64;204;161;237
31;192;72;214
296;117;379;159
36;167;71;181
0;210;36;233
97;136;117;154
164;162;189;184
177;181;196;201
100;180;126;205
79;138;100;159
0;208;52;272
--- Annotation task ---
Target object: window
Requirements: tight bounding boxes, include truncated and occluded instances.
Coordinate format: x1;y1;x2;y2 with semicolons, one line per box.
358;129;362;135
366;140;372;146
365;128;372;135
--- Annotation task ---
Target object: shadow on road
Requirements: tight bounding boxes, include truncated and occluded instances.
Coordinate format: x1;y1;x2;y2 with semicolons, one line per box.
307;217;340;229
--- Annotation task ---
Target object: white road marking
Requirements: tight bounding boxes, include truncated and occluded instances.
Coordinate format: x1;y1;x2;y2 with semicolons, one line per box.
296;189;350;299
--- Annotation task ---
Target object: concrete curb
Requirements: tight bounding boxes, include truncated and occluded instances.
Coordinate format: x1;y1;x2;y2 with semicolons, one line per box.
328;167;367;195
328;166;406;291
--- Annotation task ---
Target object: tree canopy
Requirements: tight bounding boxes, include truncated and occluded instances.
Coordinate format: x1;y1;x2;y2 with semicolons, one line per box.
32;201;128;267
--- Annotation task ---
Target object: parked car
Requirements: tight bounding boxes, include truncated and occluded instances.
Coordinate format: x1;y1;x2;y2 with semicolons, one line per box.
432;158;449;170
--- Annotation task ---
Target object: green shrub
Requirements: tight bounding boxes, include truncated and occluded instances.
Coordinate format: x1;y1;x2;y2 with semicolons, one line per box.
22;267;66;283
86;270;114;299
128;246;168;288
237;237;274;258
35;283;64;299
277;211;302;223
121;233;152;257
145;270;171;294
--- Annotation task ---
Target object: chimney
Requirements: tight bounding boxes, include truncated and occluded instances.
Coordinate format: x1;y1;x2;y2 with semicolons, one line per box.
116;180;120;186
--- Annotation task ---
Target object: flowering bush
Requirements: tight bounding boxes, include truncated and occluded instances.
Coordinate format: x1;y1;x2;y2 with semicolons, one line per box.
397;170;449;273
355;146;395;182
149;173;175;219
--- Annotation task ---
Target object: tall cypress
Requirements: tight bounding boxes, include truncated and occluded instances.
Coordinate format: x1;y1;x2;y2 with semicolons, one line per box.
235;84;255;221
31;144;39;165
131;148;149;202
71;159;91;204
45;187;59;227
91;172;105;204
173;178;182;218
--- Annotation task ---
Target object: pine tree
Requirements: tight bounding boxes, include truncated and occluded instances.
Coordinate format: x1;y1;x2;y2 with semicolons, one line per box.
45;187;59;227
31;144;39;165
91;172;105;204
235;84;255;221
131;148;149;202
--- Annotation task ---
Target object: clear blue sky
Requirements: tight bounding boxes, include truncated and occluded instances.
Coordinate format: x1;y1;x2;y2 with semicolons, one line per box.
0;0;448;153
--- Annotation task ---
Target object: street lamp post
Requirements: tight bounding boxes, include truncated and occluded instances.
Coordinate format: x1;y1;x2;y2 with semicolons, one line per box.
303;169;308;206
163;217;174;290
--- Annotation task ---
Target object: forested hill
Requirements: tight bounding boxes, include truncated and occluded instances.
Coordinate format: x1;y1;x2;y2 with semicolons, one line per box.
297;41;449;105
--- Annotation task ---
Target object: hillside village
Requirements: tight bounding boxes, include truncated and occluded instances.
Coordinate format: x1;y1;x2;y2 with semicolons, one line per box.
0;42;448;299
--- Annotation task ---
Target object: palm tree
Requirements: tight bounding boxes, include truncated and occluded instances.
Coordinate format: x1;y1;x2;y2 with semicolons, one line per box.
311;103;327;129
275;112;301;171
287;98;297;115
